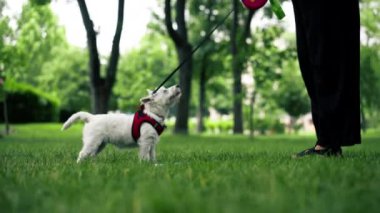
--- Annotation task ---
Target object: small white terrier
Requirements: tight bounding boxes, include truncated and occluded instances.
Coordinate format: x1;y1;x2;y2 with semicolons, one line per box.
61;85;181;163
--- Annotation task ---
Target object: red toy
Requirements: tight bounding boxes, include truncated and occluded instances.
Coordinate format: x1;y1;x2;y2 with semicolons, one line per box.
240;0;285;19
240;0;268;10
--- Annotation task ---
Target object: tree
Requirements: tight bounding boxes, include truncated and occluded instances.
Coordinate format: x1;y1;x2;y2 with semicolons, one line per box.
360;46;380;129
242;21;297;135
275;60;310;133
190;0;213;133
360;0;380;44
188;0;230;133
164;0;193;134
0;0;5;13
12;1;66;85
0;0;66;133
115;33;177;112
77;0;124;114
230;0;255;134
38;46;90;118
0;0;11;135
230;0;242;133
359;0;380;129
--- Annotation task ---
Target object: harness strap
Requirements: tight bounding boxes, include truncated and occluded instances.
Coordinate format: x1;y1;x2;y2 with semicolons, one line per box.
132;107;166;142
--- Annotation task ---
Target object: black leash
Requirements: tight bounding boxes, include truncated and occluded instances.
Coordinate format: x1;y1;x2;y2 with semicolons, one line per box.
153;9;234;94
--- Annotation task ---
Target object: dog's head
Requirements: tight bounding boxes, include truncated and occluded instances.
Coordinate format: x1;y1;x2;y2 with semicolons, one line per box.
140;85;182;118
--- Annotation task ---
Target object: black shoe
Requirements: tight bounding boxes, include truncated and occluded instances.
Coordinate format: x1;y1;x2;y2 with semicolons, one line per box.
293;146;342;158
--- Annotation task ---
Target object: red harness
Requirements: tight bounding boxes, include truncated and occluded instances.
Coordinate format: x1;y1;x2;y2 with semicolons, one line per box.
132;106;166;142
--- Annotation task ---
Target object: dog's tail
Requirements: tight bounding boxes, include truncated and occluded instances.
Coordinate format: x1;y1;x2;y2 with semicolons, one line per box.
61;111;93;131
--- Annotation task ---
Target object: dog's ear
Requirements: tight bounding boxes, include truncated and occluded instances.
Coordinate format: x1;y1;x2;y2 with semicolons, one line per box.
140;96;151;104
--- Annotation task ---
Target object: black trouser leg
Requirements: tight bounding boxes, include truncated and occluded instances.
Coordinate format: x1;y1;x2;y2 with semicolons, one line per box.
292;0;361;147
292;0;321;140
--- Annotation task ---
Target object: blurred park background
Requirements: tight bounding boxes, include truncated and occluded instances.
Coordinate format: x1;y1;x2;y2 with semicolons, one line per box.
1;1;380;212
0;0;379;136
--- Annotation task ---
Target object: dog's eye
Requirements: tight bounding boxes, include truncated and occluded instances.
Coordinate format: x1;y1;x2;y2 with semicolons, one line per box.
164;89;168;93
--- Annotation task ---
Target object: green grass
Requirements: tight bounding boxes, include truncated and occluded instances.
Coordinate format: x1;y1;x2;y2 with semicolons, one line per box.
1;124;380;213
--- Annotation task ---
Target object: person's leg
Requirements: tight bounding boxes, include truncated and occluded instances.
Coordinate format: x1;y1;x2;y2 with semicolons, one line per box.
293;0;361;156
314;0;361;148
292;0;321;142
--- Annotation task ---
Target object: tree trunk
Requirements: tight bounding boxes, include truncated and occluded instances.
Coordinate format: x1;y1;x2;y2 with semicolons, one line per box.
3;91;9;135
78;0;124;114
249;92;256;139
231;1;254;134
164;0;192;134
90;80;108;113
360;107;366;132
197;56;207;133
290;117;296;134
175;44;192;134
196;0;214;134
231;0;243;134
105;0;124;111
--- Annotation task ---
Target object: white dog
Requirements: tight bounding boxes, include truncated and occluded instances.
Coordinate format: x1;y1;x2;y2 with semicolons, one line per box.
61;85;181;163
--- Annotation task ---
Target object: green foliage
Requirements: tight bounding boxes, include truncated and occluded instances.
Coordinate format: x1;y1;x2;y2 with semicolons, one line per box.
0;0;5;14
360;0;380;42
360;45;380;128
146;0;299;134
30;0;51;6
275;60;310;119
250;26;295;96
38;46;90;113
1;124;380;212
4;80;59;105
188;0;231;68
10;1;66;85
152;0;235;116
360;0;380;128
245;25;300;133
0;1;88;121
114;33;177;112
0;5;13;84
0;14;12;53
205;118;233;134
254;117;285;135
2;0;379;136
0;81;59;123
243;101;286;135
360;45;380;110
207;75;233;113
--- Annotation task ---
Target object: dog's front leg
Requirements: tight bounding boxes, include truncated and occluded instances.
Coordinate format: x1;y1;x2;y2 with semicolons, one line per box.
149;143;157;163
138;141;152;161
138;134;157;162
138;125;159;162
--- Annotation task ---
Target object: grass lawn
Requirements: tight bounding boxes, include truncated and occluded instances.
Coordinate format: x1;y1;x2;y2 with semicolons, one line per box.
1;124;380;213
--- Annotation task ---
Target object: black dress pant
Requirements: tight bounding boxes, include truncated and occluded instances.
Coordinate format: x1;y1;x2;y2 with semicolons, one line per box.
292;0;361;147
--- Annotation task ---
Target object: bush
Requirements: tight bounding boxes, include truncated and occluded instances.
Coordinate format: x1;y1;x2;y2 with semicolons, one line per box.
0;80;60;123
205;118;233;134
254;117;285;135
